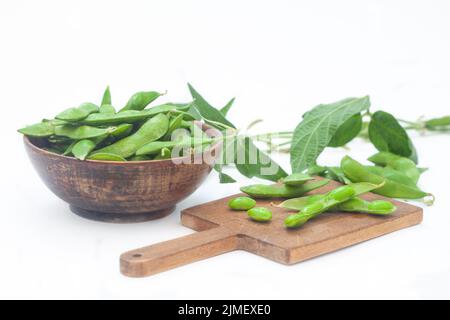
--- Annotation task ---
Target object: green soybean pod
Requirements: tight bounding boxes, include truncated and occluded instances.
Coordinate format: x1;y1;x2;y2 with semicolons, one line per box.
341;155;429;199
387;158;420;184
54;125;116;140
56;102;99;121
154;147;171;160
327;185;356;202
91;113;169;158
247;207;272;222
367;200;397;214
240;179;329;199
284;213;310;228
367;152;402;166
62;140;77;156
109;123;133;139
88;152;127;161
369;152;420;184
164;113;184;140
280;173;314;186
135;140;179;156
18;121;55;137
136;138;211;156
99;104;116;115
366;166;416;188
278;182;382;211
119;91;164;112
81;104;175;125
301;201;325;216
71;139;97;160
101;85;111;106
336;198;396;215
228;197;256;211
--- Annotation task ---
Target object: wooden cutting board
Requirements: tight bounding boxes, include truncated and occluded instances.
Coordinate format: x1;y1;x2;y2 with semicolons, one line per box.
120;180;423;277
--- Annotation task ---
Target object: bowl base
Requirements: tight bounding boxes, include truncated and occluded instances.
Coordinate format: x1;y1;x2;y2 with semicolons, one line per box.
69;205;176;223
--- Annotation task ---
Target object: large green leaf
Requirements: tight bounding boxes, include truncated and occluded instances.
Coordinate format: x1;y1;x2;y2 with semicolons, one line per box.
188;83;236;129
368;111;418;163
235;136;287;182
328;113;363;147
290;96;371;173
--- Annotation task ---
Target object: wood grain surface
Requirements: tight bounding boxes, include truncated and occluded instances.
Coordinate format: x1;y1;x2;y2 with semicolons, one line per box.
120;180;423;277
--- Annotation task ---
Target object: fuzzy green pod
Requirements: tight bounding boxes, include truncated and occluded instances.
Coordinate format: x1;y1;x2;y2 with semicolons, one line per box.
240;179;329;199
327;185;356;202
56;103;99;121
280;173;314;186
91;113;169;158
119;91;164;112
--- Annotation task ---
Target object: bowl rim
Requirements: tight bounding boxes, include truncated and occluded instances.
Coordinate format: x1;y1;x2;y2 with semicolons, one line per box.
23;121;222;165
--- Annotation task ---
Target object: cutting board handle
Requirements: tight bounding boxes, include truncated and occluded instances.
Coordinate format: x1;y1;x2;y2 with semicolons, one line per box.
120;226;238;277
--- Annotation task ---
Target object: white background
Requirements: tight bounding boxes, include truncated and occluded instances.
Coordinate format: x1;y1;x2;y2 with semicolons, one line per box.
1;0;449;299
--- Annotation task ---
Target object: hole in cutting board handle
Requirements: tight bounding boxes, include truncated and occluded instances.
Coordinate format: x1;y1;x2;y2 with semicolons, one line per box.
132;253;142;258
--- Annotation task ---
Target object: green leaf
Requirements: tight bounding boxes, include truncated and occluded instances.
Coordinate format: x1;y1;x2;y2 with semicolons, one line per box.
213;164;236;183
187;83;236;129
220;97;235;117
101;85;111;106
425;115;450;129
368;111;418;163
328;113;363;147
234;136;287;182
290;96;371;173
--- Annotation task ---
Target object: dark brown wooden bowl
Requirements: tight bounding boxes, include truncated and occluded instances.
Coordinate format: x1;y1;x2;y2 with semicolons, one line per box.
23;125;221;223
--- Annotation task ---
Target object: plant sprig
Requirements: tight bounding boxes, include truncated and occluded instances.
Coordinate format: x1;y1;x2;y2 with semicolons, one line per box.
186;88;449;183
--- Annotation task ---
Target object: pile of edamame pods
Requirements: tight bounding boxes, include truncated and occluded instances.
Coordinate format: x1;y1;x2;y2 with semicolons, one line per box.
18;87;214;161
230;151;432;228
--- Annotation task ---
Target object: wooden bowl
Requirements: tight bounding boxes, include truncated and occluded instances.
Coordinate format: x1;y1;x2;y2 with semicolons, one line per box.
23;124;221;223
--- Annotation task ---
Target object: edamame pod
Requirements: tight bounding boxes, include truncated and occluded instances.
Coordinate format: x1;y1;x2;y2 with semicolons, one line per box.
335;198;396;215
341;155;429;199
71;139;97;160
56;103;99;121
80;104;175;125
135;137;213;156
365;165;416;187
54;125;116;140
88;153;127;161
368;152;420;184
154;147;171;160
18;121;55;137
280;173;314;186
279;182;382;211
109;123;133;139
163;113;184;140
119;91;164;112
240;179;329;199
91;113;169;158
99;104;116;114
